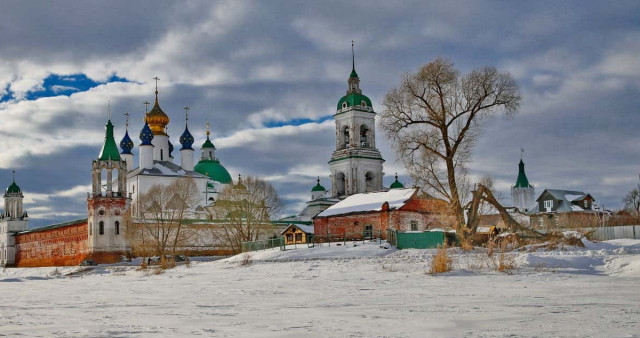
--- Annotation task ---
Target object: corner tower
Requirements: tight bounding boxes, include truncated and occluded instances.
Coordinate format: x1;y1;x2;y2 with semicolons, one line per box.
0;172;29;267
329;43;384;197
88;119;131;260
511;158;535;212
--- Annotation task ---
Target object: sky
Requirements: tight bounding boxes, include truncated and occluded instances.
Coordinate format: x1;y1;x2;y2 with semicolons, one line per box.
1;1;640;227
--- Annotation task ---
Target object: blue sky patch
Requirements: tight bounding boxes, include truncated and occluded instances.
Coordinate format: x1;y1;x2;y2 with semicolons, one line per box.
263;115;332;128
0;73;130;102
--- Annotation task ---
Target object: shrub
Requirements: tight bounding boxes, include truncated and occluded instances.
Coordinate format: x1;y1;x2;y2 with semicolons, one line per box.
239;253;253;266
429;245;453;274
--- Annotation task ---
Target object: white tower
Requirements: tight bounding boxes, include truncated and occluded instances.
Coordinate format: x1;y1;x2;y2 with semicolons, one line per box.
87;119;131;258
330;43;384;197
0;172;29;267
511;158;535;212
179;106;195;171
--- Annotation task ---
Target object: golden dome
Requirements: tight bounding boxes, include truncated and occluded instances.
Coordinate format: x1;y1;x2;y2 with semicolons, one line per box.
146;96;170;135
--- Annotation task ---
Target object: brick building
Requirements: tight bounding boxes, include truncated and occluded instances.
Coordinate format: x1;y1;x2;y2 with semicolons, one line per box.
313;188;449;241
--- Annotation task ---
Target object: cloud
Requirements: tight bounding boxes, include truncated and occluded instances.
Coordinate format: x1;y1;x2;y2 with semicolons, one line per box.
1;1;640;227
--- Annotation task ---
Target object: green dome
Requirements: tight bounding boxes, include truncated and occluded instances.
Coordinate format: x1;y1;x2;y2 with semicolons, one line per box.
194;159;232;184
202;136;215;149
311;178;326;192
6;181;21;194
390;174;405;189
337;92;372;111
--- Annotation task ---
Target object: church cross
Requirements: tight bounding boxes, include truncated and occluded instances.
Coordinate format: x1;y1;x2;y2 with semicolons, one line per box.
124;112;130;129
144;101;150;113
184;106;190;122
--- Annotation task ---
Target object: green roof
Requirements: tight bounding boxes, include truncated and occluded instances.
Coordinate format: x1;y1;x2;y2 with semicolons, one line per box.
337;92;372;111
515;159;531;188
311;178;326;192
194;159;232;184
6;181;21;194
202;136;216;149
350;68;358;78
390;175;405;189
98;120;121;161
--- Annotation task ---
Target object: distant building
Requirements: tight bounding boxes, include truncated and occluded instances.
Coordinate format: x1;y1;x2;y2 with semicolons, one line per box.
280;224;314;245
529;189;601;228
313;188;449;240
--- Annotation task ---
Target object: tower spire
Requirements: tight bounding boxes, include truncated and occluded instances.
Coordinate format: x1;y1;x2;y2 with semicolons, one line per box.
124;112;130;131
153;76;160;103
184;106;190;125
351;40;355;73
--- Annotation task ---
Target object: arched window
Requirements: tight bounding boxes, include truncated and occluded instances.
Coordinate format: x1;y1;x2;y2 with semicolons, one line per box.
160;149;164;161
361;100;367;108
342;102;348;109
115;221;120;235
343;127;350;149
336;172;346;196
89;222;92;235
360;125;369;148
99;221;104;235
365;172;374;192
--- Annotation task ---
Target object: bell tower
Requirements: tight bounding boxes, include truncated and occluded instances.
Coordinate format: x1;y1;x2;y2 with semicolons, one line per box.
0;172;29;267
87;119;131;259
511;152;535;212
329;42;384;197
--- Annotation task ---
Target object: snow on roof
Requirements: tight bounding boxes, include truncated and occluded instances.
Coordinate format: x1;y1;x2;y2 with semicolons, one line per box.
128;161;208;179
565;194;585;202
280;224;314;235
316;188;417;218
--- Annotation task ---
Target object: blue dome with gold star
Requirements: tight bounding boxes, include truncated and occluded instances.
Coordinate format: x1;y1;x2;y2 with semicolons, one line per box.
180;125;194;150
120;131;134;154
140;122;154;146
168;139;174;157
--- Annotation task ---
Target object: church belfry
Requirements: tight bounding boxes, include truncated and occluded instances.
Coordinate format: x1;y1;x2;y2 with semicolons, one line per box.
88;118;131;256
329;43;384;197
511;155;535;212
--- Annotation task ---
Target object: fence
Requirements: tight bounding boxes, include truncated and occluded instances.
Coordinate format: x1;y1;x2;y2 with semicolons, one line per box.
582;225;640;241
387;230;445;249
241;237;285;252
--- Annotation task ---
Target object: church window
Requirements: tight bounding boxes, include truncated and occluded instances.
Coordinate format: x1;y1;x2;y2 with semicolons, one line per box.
342;102;348;109
365;172;374;192
336;172;346;196
160;149;164;161
115;221;120;235
410;221;418;231
360;125;369;147
361;100;367;107
99;221;104;235
343;127;350;148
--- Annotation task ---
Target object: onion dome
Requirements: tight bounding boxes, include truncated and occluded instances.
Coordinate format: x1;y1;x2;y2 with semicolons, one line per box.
194;159;232;184
146;88;170;135
168;139;174;157
234;174;247;190
202;130;216;149
98;120;121;161
120;130;134;154
139;121;154;146
311;177;326;192
180;125;194;150
337;93;372;110
390;173;405;189
6;173;21;195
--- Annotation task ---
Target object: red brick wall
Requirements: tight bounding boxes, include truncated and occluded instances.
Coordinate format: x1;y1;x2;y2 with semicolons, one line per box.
14;221;90;267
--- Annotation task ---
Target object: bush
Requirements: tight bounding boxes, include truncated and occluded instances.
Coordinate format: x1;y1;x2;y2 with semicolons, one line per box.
429;245;452;274
239;253;253;266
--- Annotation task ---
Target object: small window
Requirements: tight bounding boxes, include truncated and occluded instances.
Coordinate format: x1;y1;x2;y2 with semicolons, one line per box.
98;209;105;216
583;200;588;208
410;221;418;231
361;100;367;107
160;149;164;161
115;221;120;235
342;102;348;109
295;233;303;242
544;200;553;210
89;223;92;236
132;185;135;193
99;221;104;235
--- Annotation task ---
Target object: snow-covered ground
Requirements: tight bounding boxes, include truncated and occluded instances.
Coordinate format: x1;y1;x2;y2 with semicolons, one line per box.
1;239;640;337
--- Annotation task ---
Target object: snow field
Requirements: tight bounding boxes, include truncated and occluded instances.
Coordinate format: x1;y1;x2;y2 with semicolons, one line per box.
0;239;639;337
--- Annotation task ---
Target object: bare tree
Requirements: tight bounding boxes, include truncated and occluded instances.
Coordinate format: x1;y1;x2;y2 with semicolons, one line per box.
623;185;640;224
133;177;200;265
207;176;282;254
380;58;520;237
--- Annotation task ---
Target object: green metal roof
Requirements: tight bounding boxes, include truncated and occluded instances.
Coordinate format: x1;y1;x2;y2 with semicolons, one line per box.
337;92;372;111
350;68;358;78
6;181;21;194
311;178;326;192
515;159;531;188
202;136;216;149
194;159;232;184
390;175;405;189
98;120;121;161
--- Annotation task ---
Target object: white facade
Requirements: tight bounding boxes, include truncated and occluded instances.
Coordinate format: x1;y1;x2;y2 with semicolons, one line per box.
511;186;536;212
329;68;384;198
0;185;28;267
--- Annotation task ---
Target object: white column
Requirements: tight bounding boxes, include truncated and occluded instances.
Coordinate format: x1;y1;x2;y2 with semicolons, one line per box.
181;149;194;171
140;144;154;170
152;135;169;162
122;154;134;171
